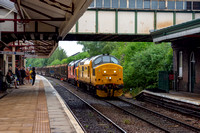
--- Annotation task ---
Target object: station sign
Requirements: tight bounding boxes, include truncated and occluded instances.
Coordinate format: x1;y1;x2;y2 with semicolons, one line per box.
0;51;24;55
0;51;38;58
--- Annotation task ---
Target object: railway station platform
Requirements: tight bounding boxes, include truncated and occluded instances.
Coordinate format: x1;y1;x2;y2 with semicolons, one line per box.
0;75;83;133
137;90;200;110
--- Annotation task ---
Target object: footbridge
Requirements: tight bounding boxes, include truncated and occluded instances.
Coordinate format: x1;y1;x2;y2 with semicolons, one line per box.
65;0;200;42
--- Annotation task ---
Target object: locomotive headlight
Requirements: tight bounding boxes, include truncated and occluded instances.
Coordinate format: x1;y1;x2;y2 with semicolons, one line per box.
104;71;106;73
109;77;112;80
114;71;116;73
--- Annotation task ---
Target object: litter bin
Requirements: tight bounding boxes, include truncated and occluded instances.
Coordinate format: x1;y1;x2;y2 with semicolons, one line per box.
158;71;169;92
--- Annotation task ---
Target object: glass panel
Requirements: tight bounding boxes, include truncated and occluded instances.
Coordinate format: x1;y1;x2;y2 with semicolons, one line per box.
112;0;119;8
103;56;110;62
176;1;183;10
104;0;111;8
120;0;127;8
159;0;165;9
186;2;191;10
193;2;200;10
111;57;119;64
94;57;102;65
129;0;135;8
136;0;143;9
89;1;95;8
152;0;158;9
168;1;175;9
96;0;103;8
144;0;150;9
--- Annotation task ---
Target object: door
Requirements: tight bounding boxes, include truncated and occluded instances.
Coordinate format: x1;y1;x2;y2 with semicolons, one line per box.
189;52;195;92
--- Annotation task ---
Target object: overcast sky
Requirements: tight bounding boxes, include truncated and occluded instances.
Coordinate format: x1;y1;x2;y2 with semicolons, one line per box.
58;41;83;57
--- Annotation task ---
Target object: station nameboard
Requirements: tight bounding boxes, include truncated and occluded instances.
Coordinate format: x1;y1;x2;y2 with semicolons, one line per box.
0;51;24;55
0;51;38;58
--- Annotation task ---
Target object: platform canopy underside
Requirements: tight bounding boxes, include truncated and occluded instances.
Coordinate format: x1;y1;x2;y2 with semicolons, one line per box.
0;0;93;58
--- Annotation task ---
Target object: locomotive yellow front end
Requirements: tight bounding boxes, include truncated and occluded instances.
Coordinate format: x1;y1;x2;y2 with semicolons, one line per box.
91;55;123;97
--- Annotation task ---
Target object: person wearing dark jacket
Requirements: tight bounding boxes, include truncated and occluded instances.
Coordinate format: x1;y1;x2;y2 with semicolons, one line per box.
20;67;26;85
15;66;21;85
31;67;36;86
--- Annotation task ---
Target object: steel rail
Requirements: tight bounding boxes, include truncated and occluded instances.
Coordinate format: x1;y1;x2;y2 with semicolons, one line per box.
56;82;127;133
103;99;170;133
141;95;200;118
116;98;200;132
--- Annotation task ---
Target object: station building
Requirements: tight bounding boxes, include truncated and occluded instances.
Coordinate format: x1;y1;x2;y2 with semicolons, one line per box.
151;18;200;94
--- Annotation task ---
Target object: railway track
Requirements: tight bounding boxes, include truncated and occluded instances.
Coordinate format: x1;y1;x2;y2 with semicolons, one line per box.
49;80;126;133
138;93;200;119
104;98;200;133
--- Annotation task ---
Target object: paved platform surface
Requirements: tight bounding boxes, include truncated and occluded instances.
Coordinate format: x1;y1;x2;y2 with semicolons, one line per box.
0;75;83;133
143;90;200;106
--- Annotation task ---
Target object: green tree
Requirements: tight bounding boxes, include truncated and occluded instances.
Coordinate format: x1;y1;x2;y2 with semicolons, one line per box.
78;41;118;56
47;47;67;65
50;59;61;66
124;43;172;90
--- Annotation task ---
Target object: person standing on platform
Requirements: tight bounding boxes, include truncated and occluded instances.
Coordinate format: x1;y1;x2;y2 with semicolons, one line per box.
29;68;33;84
25;68;30;84
31;67;36;86
20;67;26;85
15;66;20;85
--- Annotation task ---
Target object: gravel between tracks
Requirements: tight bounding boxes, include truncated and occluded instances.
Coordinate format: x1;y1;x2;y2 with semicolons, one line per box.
47;77;163;133
120;96;200;129
49;80;123;133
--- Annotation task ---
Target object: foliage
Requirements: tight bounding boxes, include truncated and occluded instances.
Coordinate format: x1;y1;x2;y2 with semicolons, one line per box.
123;43;172;89
50;59;61;66
61;52;90;64
26;46;67;67
78;41;118;56
47;46;67;65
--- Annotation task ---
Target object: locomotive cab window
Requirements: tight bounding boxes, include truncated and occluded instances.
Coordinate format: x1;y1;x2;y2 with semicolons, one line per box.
111;57;119;64
93;55;120;68
103;56;110;63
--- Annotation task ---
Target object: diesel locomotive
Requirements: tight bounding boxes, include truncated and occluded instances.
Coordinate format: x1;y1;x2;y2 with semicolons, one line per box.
36;54;124;97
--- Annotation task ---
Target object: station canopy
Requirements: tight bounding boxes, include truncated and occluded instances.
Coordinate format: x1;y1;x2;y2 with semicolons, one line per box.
0;0;93;58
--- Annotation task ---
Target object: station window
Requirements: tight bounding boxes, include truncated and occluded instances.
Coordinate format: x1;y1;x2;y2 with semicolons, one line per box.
96;0;103;8
159;0;166;9
136;0;143;9
144;0;150;9
176;1;183;10
104;0;111;8
152;0;158;9
178;51;183;77
185;2;192;10
129;0;135;8
89;1;95;8
120;0;127;8
168;1;175;9
193;2;200;10
112;0;119;8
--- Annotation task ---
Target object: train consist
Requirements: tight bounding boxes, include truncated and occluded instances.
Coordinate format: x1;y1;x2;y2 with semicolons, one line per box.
36;54;124;97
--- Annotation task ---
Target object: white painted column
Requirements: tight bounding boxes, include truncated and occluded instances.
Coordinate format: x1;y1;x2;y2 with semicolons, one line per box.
12;47;15;74
3;54;8;75
24;59;26;68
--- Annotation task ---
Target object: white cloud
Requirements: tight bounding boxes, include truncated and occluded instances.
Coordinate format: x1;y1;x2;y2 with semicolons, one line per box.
58;41;83;56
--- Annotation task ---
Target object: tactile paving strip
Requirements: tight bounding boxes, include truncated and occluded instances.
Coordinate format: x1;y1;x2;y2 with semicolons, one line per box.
33;81;50;133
